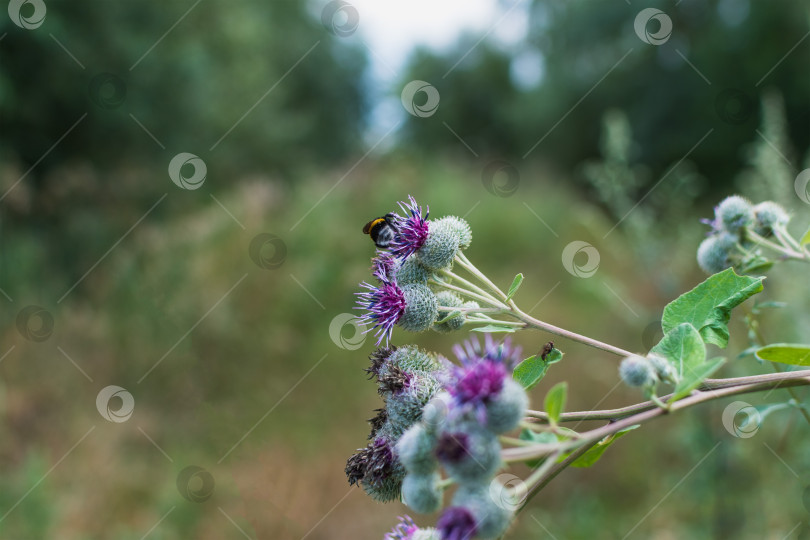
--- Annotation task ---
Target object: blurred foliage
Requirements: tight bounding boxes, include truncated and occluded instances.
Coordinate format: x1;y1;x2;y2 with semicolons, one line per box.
398;0;810;193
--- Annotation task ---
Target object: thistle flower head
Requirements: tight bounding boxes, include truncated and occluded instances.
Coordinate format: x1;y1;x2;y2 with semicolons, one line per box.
391;196;430;260
401;471;442;514
436;426;501;482
436;507;477;540
398;284;440;333
372;252;398;282
396;423;438;475
696;232;739;274
385;516;420;540
434;216;472;249
360;436;406;501
484;378;529;434
452;484;512;539
452;334;522;371
417;221;461;271
396;256;432;285
433;291;467;333
366;346;397;379
714;195;754;234
619;355;657;388
356;280;407;345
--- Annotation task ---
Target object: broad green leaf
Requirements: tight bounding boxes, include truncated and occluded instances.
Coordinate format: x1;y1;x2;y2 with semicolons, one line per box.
571;426;639;468
651;323;706;379
512;349;563;390
470;324;517;334
739;256;774;274
756;344;810;366
800;226;810;246
435;310;461;324
670;357;725;401
505;273;524;301
544;382;567;425
662;268;764;348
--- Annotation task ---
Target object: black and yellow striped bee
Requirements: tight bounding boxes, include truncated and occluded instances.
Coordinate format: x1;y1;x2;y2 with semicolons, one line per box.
363;213;398;249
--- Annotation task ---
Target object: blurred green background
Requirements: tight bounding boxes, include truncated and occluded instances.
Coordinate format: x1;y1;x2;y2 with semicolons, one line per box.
2;0;810;538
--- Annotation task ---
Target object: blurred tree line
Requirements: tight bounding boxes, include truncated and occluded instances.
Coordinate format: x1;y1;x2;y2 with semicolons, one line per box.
398;0;810;193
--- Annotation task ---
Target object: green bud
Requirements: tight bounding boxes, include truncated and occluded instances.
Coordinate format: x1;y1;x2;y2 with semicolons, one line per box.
412;531;441;540
401;471;443;514
396;256;432;285
386;345;443;375
417;221;461;270
452;484;513;539
396;424;439;475
697;232;738;274
399;284;439;333
752;201;790;237
646;353;678;384
434;215;472;249
485;379;529;434
433;291;466;333
619;355;656;388
715;195;753;234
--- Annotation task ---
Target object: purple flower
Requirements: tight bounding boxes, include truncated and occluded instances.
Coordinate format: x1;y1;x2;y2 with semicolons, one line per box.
435;432;470;463
437;507;477;540
384;515;420;540
356;280;407;345
390;196;430;260
452;334;522;371
372;252;398;282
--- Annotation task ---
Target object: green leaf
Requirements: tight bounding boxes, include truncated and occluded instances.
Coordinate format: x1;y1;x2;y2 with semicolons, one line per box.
435;310;461;324
662;268;764;348
755;344;810;366
544;382;567;425
470;324;517;334
518;429;557;468
739;256;774;274
505;273;524;301
571;426;638;468
512;349;563;390
670;357;725;401
800;226;810;246
651;323;706;380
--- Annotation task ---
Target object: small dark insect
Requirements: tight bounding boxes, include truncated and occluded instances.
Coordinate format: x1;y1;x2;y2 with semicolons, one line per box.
540;341;555;361
362;213;398;249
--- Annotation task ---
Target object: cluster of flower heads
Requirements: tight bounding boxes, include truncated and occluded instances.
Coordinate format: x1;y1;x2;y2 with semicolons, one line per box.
392;336;529;540
356;196;474;345
346;345;446;502
697;195;790;274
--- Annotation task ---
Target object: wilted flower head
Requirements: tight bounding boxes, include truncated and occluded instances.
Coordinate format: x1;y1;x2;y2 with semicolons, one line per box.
391;196;430;260
346;436;405;502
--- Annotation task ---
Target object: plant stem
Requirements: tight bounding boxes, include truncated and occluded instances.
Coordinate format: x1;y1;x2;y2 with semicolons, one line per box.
428;278;505;308
438;268;505;306
748;230;806;259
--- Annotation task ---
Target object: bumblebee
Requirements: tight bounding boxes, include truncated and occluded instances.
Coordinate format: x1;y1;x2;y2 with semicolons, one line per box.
363;213;398;249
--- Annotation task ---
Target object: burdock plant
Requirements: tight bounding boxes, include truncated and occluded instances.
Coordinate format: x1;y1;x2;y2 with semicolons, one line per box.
346;194;810;538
